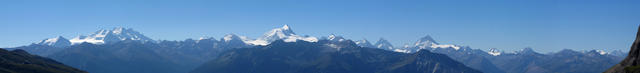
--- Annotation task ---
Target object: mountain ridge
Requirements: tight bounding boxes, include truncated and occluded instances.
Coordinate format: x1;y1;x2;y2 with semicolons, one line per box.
190;40;482;73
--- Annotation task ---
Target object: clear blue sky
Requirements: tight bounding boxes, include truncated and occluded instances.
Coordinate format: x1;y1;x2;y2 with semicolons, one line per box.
1;0;639;53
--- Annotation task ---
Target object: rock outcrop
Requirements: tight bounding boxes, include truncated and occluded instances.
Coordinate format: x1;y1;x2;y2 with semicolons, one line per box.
606;26;640;73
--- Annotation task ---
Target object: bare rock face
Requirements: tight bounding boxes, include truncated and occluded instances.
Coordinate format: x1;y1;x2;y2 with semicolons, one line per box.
606;26;640;73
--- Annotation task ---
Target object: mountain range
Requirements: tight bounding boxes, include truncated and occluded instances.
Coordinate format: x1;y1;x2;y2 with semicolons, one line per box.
190;40;481;73
355;35;625;73
3;25;627;73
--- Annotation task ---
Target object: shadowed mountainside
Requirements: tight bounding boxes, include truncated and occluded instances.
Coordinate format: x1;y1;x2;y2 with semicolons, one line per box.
0;48;87;73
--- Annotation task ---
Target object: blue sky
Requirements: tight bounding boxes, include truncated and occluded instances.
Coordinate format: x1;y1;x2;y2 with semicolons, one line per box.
1;0;639;53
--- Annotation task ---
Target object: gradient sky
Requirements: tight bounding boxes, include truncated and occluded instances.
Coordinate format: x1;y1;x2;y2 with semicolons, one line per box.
1;0;639;53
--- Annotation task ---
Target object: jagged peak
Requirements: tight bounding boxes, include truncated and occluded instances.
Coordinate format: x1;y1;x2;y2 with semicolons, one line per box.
69;27;153;45
488;48;502;56
415;35;439;46
282;24;290;30
111;27;128;34
327;34;345;41
260;25;297;41
374;38;394;49
419;35;436;42
585;49;609;55
245;25;317;45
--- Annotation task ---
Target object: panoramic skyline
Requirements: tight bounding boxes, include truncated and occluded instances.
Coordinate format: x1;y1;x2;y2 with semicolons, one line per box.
2;0;639;53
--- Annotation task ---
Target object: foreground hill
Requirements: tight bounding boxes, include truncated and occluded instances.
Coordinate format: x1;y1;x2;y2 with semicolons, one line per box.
0;48;87;73
190;40;481;73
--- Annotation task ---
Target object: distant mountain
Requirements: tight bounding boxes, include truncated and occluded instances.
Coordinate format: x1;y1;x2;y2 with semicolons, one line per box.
69;27;154;45
0;48;87;73
355;39;374;48
4;25;626;73
10;25;320;73
7;28;155;56
374;38;394;50
46;39;248;73
12;27;248;73
243;25;318;45
370;35;624;73
609;49;628;57
325;34;346;42
218;34;250;48
488;48;622;73
7;36;74;56
190;40;482;73
414;35;438;49
487;48;501;56
36;36;71;48
606;26;640;73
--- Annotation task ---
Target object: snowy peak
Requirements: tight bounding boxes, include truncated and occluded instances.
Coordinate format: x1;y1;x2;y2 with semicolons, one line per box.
584;50;609;55
260;25;297;42
487;48;502;56
414;35;439;49
418;35;438;44
609;50;627;57
222;34;247;43
595;50;608;55
282;24;290;30
36;36;71;47
409;35;461;51
374;38;394;50
355;39;374;48
245;25;318;45
327;34;346;42
69;27;153;45
198;37;216;41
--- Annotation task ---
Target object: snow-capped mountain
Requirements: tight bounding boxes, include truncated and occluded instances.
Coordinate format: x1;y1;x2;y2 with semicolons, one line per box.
69;27;154;45
414;35;438;49
355;39;374;48
487;48;502;56
595;50;608;55
414;36;461;50
36;36;71;47
374;38;394;50
7;25;628;73
244;25;318;45
609;49;628;57
384;35;463;53
326;34;346;42
216;34;249;48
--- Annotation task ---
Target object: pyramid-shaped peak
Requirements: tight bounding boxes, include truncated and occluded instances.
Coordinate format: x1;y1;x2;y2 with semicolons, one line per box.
420;35;435;41
282;24;290;30
36;36;71;47
260;25;297;41
418;35;438;44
